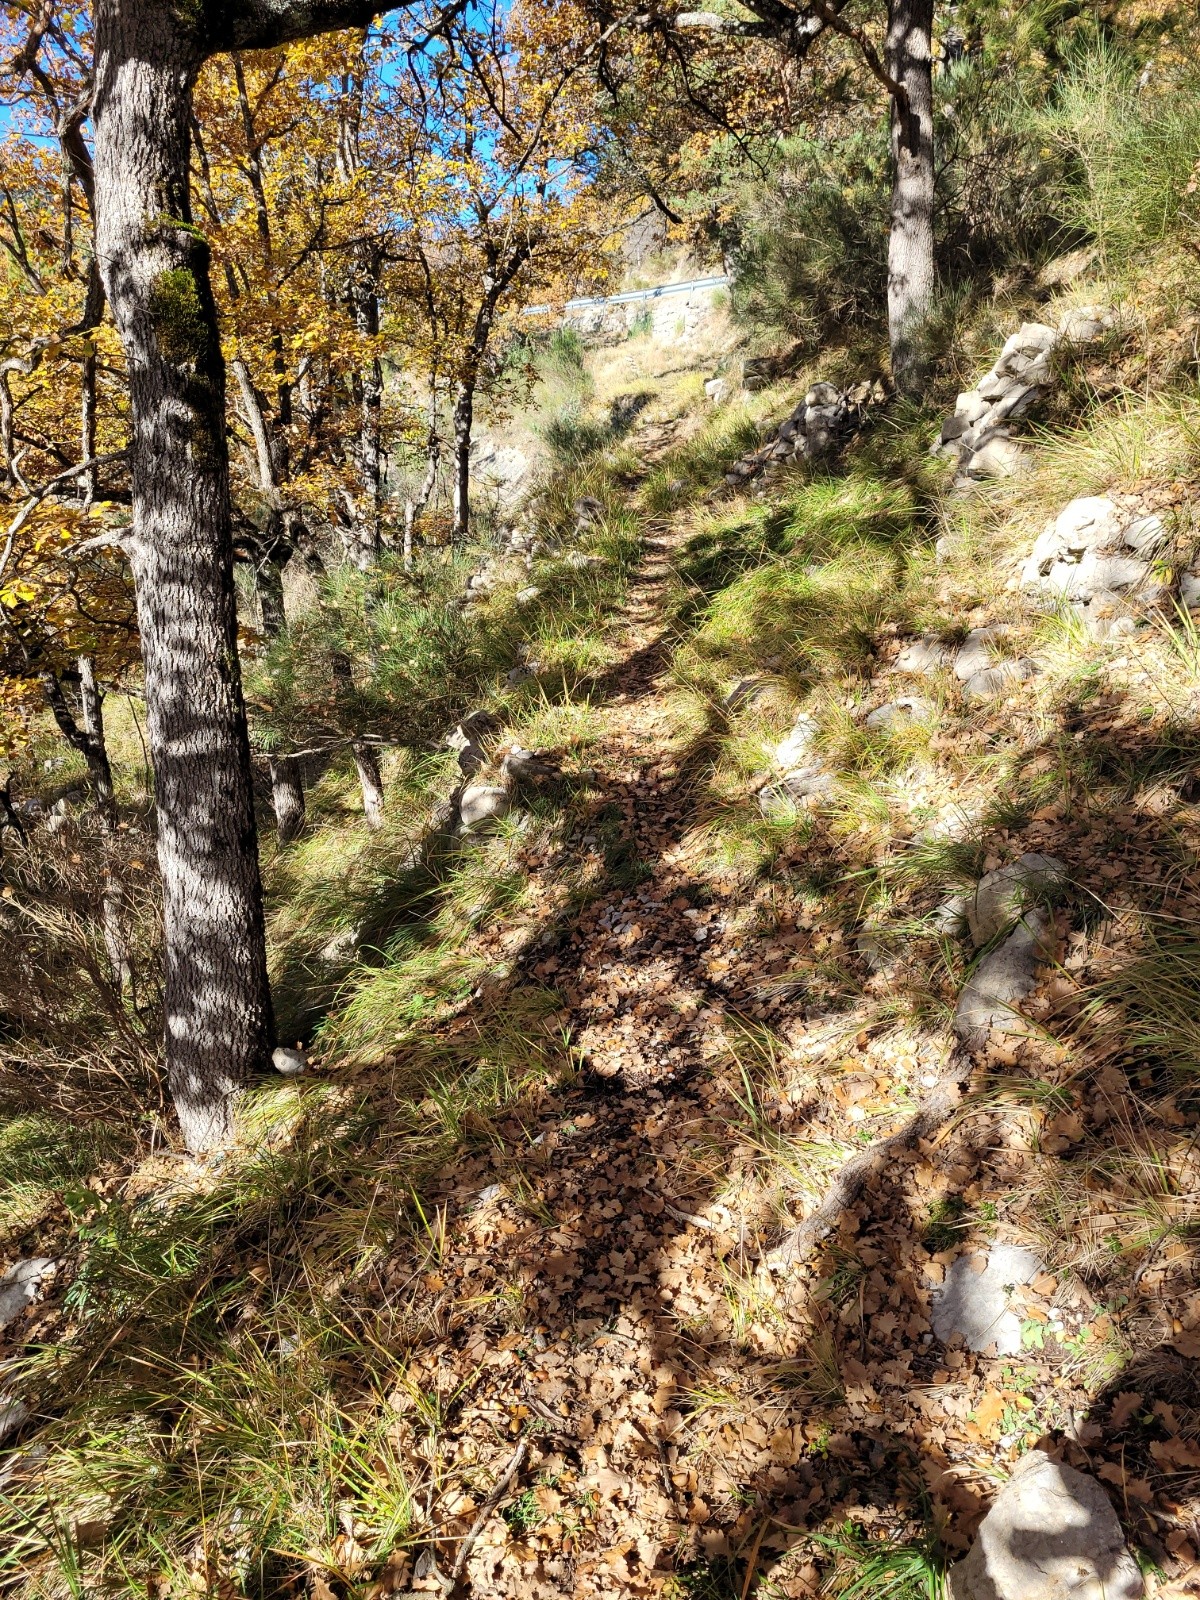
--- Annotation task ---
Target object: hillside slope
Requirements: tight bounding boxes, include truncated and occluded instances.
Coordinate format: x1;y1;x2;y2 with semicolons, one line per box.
3;284;1200;1598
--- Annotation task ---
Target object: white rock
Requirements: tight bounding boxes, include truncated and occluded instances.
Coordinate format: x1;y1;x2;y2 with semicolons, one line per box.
954;627;1002;680
0;1259;55;1330
896;635;951;675
704;377;729;405
948;1451;1143;1600
0;1394;28;1444
864;696;934;731
1060;494;1123;547
758;767;834;815
931;893;970;936
962;433;1030;479
998;321;1058;362
961;657;1038;703
1075;550;1150;597
967;853;1066;948
515;585;541;605
976;369;1025;403
272;1047;307;1077
933;1244;1043;1355
1057;303;1117;344
1181;570;1200;608
1122;512;1166;553
954;391;991;425
953;909;1054;1047
318;927;360;966
460;783;512;831
990;382;1041;422
773;713;819;768
805;382;841;407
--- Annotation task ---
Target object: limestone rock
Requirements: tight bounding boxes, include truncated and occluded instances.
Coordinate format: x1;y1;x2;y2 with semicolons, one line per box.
564;551;604;571
805;381;841;407
896;635;952;675
931;893;969;937
773;713;819;769
1057;302;1118;344
459;783;512;832
447;710;498;775
999;320;1058;361
932;1243;1042;1355
0;1393;29;1444
758;766;835;814
0;1259;55;1330
967;853;1066;948
954;390;991;426
1181;570;1200;609
704;377;729;405
515;585;541;606
1021;496;1164;610
864;696;933;731
948;1450;1143;1600
961;432;1029;479
272;1047;307;1077
318;927;361;967
953;909;1054;1047
1122;512;1166;554
573;496;604;528
954;627;1002;681
961;657;1038;703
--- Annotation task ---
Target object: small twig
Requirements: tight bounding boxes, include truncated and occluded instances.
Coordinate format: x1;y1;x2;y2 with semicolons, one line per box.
449;1435;529;1588
764;1058;969;1270
0;449;128;585
630;1414;680;1511
662;1198;720;1231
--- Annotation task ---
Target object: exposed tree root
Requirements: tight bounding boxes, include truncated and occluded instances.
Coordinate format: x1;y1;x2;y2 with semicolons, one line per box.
764;1057;969;1271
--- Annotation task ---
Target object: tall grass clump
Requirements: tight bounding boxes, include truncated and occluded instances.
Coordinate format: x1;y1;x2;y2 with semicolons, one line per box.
1041;38;1200;272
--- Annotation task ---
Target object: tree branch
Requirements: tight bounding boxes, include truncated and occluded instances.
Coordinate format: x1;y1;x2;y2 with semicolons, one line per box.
203;0;416;55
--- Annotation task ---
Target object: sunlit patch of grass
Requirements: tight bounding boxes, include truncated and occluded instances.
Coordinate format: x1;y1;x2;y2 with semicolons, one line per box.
0;1114;129;1241
674;544;913;699
811;1518;946;1599
641;406;765;510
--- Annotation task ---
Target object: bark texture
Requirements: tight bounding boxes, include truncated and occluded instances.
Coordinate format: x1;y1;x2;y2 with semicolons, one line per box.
93;0;273;1152
885;0;936;396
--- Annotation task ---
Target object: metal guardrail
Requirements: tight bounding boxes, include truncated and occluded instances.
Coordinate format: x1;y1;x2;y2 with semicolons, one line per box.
521;273;729;318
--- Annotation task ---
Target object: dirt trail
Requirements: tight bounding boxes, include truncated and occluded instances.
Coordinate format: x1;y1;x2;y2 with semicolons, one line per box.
385;523;829;1598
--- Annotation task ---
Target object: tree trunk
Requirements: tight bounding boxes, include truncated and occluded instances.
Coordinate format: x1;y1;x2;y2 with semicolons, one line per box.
330;648;384;825
41;665;116;827
403;396;441;571
885;0;936;397
80;348;98;508
450;377;473;544
269;755;306;843
43;661;130;992
253;559;306;844
353;742;385;827
93;0;273;1152
77;656;116;823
